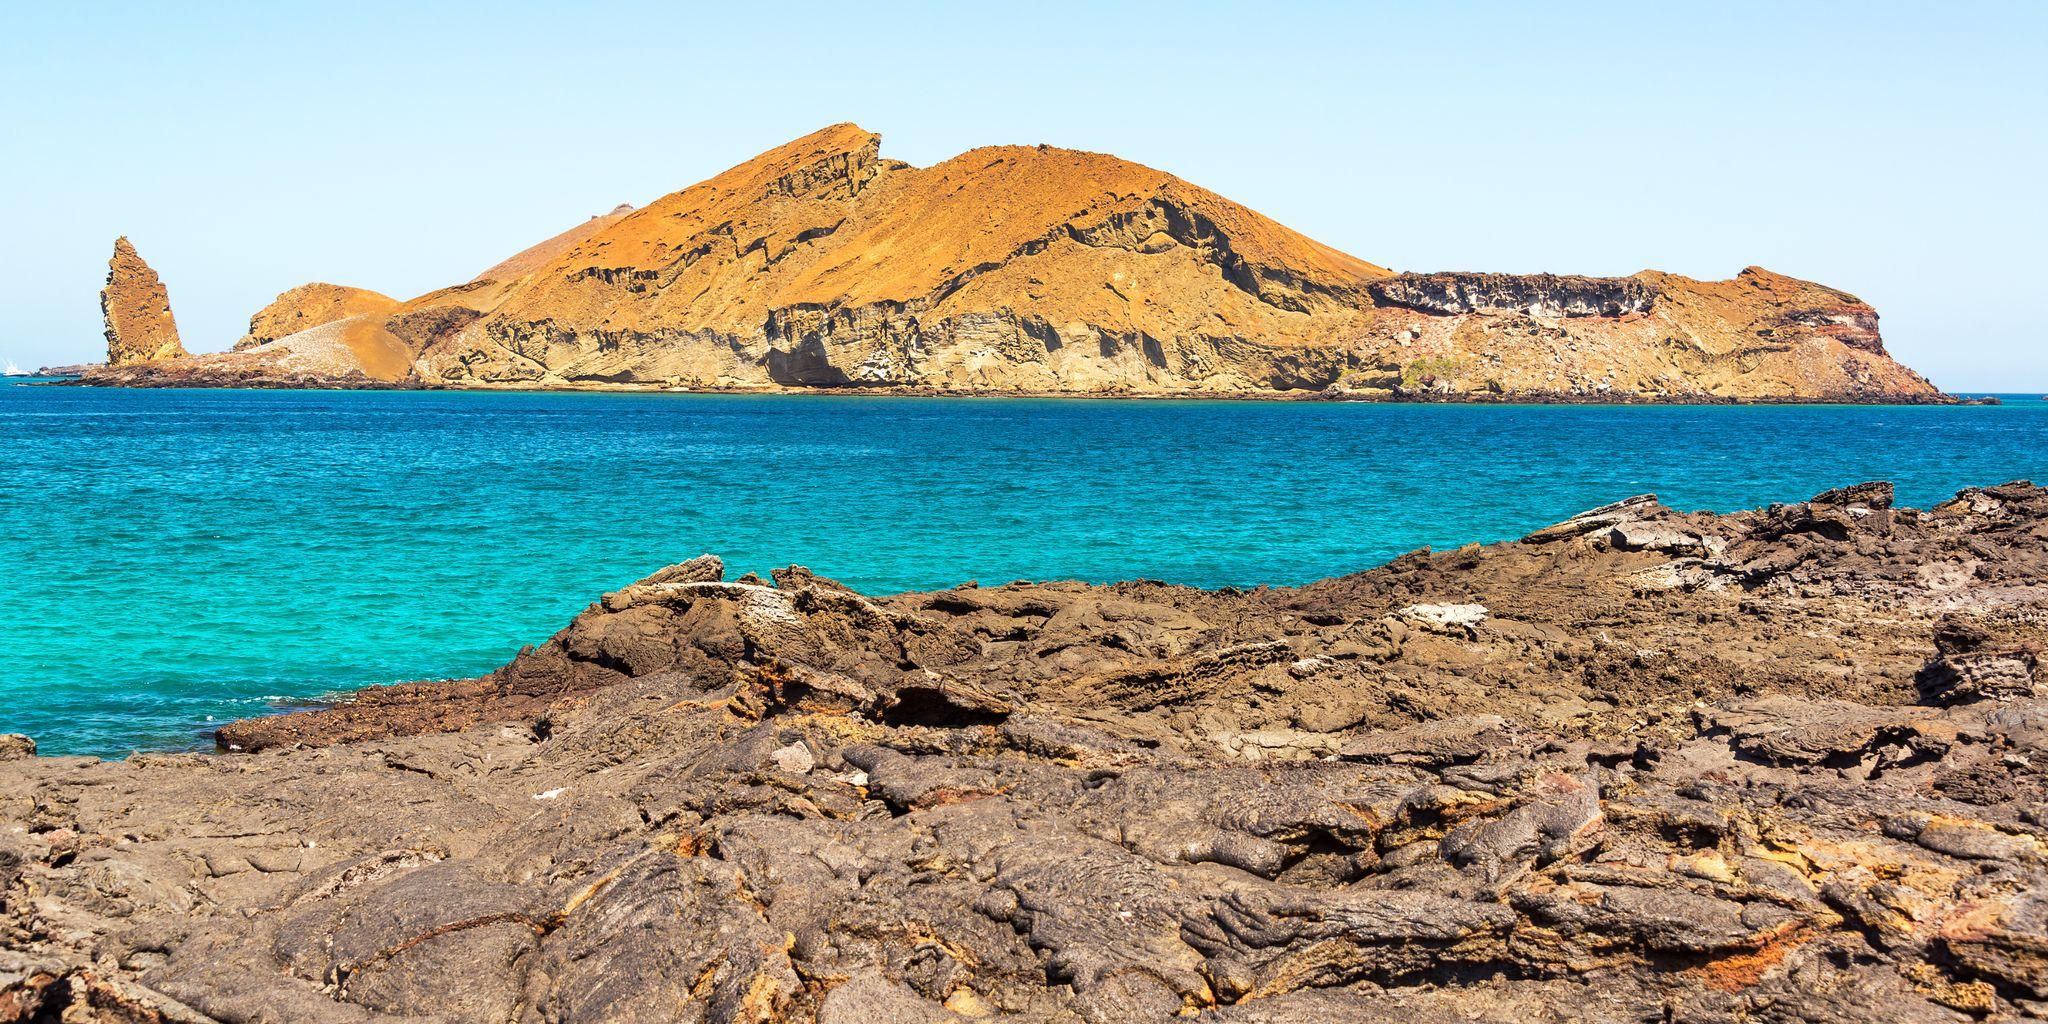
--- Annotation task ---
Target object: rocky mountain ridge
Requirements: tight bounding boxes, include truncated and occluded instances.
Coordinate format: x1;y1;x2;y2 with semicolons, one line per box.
3;480;2044;1020
83;125;1944;400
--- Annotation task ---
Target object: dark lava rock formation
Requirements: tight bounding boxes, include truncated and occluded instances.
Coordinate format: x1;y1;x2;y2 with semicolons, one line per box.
1367;272;1655;318
5;483;2048;1021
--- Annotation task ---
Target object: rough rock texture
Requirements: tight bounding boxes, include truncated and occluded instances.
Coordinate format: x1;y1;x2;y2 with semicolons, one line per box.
99;238;187;366
1335;266;1928;400
79;126;1943;400
397;124;1391;393
233;284;401;352
7;481;2047;1021
1368;272;1654;318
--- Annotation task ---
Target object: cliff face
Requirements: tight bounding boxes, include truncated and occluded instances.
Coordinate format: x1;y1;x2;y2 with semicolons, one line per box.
1368;272;1654;318
1330;266;1935;400
233;283;400;351
99;237;187;366
83;126;1945;399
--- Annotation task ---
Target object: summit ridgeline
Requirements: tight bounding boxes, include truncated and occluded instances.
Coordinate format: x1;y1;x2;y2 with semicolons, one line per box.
82;125;1944;401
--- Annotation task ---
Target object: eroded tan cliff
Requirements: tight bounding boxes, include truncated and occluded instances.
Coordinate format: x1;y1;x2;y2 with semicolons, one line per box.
99;237;187;366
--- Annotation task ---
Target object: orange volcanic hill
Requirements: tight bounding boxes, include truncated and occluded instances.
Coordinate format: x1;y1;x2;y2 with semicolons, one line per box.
399;123;1397;391
234;283;401;351
88;124;1944;400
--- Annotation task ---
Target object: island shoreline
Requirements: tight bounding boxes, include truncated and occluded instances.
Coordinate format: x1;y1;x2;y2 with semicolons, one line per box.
48;375;1971;405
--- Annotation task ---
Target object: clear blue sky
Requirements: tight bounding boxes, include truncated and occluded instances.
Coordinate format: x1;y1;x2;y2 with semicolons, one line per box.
4;1;2042;388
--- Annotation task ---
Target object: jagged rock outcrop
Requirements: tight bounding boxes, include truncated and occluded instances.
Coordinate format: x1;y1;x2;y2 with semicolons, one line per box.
1369;272;1654;317
6;481;2048;1020
1330;265;1926;399
98;237;186;366
87;284;415;388
232;283;400;351
77;127;1945;400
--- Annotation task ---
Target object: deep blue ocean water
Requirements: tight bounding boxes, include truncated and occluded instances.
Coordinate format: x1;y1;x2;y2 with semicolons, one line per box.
3;378;2044;756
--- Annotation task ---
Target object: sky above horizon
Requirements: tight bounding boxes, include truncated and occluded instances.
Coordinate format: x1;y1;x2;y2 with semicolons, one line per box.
3;1;2043;389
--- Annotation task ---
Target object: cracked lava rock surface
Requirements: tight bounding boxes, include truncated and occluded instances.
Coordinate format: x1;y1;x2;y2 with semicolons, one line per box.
3;481;2046;1021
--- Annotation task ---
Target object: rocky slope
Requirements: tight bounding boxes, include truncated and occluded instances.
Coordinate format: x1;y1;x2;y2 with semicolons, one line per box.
232;284;401;352
77;125;1944;400
86;282;415;389
5;481;2046;1021
98;238;187;366
468;203;635;285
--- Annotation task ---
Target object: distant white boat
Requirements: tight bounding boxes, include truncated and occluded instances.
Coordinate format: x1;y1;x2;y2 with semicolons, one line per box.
1;359;27;377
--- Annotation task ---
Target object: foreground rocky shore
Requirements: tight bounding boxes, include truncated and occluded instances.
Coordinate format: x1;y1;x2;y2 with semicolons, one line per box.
5;482;2046;1021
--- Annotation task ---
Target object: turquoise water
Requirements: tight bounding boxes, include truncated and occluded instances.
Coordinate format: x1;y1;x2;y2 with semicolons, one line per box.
3;379;2044;756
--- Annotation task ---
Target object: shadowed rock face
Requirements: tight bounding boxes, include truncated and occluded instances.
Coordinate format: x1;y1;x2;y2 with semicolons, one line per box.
7;482;2047;1021
99;237;187;366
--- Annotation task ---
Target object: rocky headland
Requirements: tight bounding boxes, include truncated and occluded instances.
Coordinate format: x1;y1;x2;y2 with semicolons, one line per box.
5;481;2046;1021
80;125;1944;402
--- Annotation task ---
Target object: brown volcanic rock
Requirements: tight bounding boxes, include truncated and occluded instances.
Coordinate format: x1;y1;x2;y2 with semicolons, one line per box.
80;313;419;388
409;124;1392;390
98;237;186;366
1338;266;1939;400
79;126;1945;400
8;482;2048;1021
232;282;400;351
86;283;410;387
1368;271;1655;317
391;124;1937;399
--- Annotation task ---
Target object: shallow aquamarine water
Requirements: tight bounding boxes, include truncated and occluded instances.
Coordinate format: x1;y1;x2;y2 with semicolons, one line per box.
2;379;2043;756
